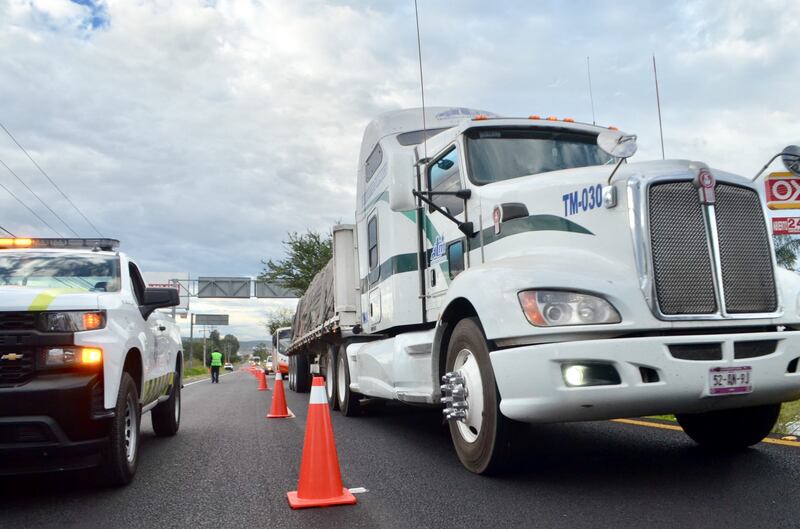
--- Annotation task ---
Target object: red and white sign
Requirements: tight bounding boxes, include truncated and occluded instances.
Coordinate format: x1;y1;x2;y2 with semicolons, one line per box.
772;217;800;235
765;172;800;210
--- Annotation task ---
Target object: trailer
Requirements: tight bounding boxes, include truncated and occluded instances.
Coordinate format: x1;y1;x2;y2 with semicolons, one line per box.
286;106;800;474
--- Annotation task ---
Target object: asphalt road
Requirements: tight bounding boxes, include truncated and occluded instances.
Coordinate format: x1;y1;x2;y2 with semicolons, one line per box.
2;370;800;529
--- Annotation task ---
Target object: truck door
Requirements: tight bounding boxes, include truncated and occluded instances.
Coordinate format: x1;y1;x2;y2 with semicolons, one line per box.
423;144;471;321
127;262;163;399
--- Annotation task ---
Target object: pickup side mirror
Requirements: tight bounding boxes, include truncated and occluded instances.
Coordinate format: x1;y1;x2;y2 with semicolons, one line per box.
140;288;180;319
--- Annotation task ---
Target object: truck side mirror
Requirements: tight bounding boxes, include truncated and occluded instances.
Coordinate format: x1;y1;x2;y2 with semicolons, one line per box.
140;288;180;319
782;145;800;176
388;151;417;212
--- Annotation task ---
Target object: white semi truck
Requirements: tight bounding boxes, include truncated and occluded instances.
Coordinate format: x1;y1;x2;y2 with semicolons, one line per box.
286;106;800;474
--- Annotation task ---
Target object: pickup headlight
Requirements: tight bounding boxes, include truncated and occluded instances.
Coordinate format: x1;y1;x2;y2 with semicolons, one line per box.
41;346;103;368
38;311;106;332
518;290;621;327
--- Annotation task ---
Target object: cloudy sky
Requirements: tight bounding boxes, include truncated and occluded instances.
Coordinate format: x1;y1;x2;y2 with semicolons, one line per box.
1;0;798;340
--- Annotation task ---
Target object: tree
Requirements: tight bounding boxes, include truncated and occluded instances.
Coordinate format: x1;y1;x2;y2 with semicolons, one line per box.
265;307;295;336
260;230;332;294
222;334;240;357
774;235;800;270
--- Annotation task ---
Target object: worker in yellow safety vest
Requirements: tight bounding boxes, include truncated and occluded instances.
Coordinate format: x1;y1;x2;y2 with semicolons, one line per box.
209;349;224;384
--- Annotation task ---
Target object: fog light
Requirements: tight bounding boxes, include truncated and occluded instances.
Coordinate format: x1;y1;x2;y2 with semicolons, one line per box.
562;363;621;387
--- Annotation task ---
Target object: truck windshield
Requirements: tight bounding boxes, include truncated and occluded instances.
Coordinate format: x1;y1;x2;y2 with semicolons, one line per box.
277;330;292;354
465;128;614;184
0;252;121;291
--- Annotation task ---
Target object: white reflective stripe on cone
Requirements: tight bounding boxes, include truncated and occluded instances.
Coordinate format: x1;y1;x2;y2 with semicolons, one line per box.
309;385;327;405
275;372;282;381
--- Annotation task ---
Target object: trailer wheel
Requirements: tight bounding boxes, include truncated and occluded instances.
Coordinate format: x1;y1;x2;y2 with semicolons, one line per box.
288;356;296;391
337;347;361;416
295;353;311;393
676;403;781;449
325;346;339;410
445;317;513;475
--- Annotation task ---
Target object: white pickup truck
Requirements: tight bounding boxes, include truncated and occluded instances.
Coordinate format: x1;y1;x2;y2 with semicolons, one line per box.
0;238;182;485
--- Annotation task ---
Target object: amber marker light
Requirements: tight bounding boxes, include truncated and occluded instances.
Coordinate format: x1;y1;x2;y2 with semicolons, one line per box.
82;312;105;330
563;118;575;122
528;115;541;120
473;114;489;121
546;116;558;121
81;348;103;365
518;291;546;326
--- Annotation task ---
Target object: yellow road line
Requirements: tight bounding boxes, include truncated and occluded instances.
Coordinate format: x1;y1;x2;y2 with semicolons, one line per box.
611;418;800;448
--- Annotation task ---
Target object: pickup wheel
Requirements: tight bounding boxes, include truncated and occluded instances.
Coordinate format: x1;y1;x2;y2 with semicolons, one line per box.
337;347;361;416
295;353;311;393
151;370;181;437
446;317;514;475
100;373;140;486
325;346;339;410
676;403;781;449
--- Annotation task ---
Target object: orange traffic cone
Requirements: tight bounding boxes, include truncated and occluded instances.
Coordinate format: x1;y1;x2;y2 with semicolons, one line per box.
257;368;270;391
267;372;291;419
287;376;356;509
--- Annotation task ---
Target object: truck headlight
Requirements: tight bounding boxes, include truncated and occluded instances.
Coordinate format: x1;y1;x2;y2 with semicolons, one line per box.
38;311;106;332
518;290;621;327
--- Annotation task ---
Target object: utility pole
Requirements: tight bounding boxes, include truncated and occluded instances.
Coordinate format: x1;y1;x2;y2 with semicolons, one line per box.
188;313;194;369
202;326;207;369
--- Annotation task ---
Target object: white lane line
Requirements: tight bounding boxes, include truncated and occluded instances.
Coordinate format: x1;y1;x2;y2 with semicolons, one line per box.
348;487;368;494
184;371;235;387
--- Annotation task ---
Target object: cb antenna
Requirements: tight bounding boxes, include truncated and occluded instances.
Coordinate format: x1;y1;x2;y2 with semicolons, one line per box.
586;56;596;125
653;54;665;160
414;0;428;160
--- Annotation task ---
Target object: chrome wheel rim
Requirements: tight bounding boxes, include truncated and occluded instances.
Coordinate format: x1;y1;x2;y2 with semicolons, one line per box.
337;354;347;404
453;348;483;444
124;396;138;464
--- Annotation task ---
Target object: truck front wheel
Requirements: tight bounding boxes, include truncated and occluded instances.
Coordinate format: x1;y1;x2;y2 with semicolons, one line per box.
325;346;339;410
100;373;141;486
337;347;361;416
445;317;514;475
676;403;781;449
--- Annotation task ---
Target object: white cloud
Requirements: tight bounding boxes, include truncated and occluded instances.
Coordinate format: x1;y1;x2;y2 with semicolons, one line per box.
1;0;797;340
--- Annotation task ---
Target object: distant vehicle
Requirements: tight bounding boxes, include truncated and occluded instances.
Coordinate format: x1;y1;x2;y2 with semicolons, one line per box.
264;358;274;374
0;238;182;485
223;362;233;371
274;328;290;376
251;355;261;366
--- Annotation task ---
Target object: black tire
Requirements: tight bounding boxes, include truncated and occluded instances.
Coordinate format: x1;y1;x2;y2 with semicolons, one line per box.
100;373;140;486
295;353;311;393
288;356;296;391
152;368;181;437
446;317;514;475
337;347;361;416
676;403;781;449
325;346;339;411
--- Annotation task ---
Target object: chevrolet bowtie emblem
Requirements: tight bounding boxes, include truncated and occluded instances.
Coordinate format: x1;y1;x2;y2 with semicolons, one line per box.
1;353;23;361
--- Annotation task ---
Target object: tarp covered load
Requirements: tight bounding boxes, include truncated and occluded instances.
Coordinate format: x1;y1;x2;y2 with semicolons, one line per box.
291;258;335;340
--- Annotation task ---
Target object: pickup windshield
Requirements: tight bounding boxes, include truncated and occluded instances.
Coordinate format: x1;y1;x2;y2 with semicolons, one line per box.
0;252;121;291
465;127;614;184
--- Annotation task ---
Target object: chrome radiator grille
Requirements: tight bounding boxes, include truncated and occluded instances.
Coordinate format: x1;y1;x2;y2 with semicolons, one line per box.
715;184;777;313
648;182;717;314
647;180;776;317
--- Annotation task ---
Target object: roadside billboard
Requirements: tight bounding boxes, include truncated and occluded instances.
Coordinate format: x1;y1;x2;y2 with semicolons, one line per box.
765;172;800;209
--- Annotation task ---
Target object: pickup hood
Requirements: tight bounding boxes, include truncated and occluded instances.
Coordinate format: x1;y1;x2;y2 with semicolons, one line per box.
0;286;100;312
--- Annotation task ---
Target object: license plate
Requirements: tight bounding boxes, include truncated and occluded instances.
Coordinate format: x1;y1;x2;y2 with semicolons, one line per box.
708;366;752;395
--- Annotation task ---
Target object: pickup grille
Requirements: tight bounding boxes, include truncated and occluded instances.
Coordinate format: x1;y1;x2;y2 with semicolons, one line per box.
0;349;35;385
647;181;776;317
0;312;38;332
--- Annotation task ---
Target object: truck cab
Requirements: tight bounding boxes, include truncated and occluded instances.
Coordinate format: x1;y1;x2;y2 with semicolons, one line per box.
0;238;182;484
292;107;800;475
